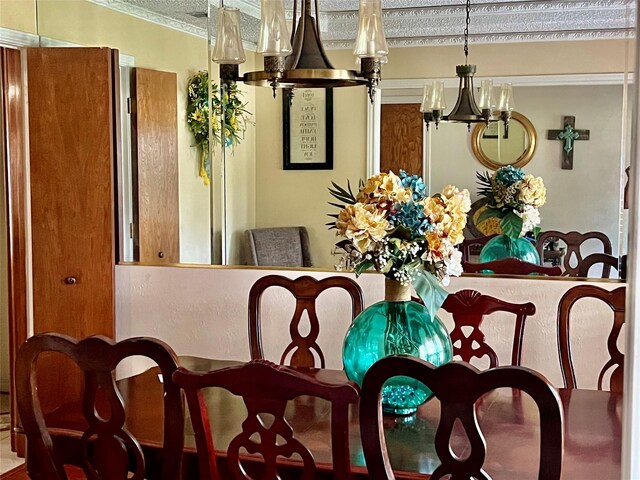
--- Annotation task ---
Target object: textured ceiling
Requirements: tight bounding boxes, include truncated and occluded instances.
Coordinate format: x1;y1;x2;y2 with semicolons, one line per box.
89;0;636;48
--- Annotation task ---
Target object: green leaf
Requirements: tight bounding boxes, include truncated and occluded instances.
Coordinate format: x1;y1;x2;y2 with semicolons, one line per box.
328;202;346;210
411;268;448;320
500;212;524;240
355;261;374;276
476;207;501;224
532;226;542;239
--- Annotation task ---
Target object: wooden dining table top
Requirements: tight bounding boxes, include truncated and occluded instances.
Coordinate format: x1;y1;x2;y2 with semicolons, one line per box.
48;356;622;479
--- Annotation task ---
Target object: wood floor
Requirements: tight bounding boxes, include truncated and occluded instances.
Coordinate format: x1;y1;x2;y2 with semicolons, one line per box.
0;465;27;480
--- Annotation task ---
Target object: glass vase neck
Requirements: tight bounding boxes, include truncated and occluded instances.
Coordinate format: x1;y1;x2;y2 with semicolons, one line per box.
384;278;411;302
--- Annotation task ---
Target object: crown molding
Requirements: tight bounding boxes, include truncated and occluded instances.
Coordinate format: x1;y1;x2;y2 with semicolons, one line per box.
0;28;39;48
381;73;634;93
0;27;135;66
70;0;637;51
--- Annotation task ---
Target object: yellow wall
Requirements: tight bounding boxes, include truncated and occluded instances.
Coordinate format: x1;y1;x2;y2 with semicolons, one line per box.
254;86;368;268
33;0;212;262
0;0;37;34
222;53;258;265
330;39;633;79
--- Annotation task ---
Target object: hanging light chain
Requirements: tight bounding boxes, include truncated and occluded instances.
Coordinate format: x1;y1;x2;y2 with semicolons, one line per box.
464;0;471;63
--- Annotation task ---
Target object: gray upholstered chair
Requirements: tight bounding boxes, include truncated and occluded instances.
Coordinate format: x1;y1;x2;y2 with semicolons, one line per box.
245;227;313;267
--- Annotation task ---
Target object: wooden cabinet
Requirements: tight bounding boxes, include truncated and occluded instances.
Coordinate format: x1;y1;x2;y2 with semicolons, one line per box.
131;67;180;264
381;103;423;177
25;47;118;412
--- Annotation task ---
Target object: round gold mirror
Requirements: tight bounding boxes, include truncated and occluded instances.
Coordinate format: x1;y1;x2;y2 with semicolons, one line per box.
471;111;537;170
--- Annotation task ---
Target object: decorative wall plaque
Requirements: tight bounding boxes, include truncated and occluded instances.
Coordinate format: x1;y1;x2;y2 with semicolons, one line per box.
283;88;333;170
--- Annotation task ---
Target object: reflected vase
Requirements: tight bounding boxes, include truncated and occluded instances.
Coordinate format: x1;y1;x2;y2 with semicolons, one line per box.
479;234;540;264
342;279;452;415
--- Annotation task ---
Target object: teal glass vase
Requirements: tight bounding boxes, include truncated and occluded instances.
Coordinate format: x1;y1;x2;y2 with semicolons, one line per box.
342;280;452;415
479;234;540;264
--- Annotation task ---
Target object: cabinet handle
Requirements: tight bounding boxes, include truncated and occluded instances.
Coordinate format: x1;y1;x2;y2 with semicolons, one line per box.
158;251;164;259
64;276;77;285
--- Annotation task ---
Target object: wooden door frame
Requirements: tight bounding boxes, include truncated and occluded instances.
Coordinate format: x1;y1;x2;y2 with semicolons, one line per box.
1;46;28;456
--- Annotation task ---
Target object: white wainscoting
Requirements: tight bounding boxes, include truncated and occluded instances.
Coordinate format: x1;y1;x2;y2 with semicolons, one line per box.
115;264;625;390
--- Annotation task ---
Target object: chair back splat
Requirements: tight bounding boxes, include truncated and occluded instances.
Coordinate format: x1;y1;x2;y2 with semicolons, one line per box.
173;360;359;480
557;285;626;392
577;253;621;279
359;357;563;480
442;289;536;367
248;275;363;368
16;333;184;480
536;230;612;277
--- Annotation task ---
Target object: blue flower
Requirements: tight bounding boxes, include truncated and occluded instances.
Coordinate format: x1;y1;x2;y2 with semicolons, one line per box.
494;165;525;186
389;200;430;238
399;170;428;201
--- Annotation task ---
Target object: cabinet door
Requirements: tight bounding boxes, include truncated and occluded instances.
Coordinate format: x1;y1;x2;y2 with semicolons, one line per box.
380;103;423;177
26;47;116;412
132;68;180;264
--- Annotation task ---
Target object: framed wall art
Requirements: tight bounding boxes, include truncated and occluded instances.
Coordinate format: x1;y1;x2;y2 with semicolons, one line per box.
283;88;333;170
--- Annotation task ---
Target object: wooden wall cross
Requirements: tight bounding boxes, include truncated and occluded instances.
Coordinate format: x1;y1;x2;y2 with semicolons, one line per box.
547;115;590;170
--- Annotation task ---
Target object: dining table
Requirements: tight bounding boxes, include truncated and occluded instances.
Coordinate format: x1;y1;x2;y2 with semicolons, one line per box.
45;356;621;479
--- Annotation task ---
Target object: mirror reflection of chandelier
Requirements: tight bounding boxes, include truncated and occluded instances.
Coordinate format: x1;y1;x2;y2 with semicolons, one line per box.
421;0;514;131
212;0;389;102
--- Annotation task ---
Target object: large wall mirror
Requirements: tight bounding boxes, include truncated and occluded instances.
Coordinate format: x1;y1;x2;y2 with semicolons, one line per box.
24;0;633;281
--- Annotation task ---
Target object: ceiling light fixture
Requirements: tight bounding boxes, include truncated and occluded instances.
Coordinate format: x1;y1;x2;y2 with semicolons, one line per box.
421;0;514;131
212;0;389;102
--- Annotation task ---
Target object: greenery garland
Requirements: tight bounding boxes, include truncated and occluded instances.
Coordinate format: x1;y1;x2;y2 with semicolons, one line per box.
187;70;251;185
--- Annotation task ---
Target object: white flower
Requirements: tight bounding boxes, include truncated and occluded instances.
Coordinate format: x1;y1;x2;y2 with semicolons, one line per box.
444;248;463;278
517;205;541;235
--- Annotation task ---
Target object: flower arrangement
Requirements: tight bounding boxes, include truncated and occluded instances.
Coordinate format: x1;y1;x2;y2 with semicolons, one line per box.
187;70;251;185
476;165;546;239
329;171;470;312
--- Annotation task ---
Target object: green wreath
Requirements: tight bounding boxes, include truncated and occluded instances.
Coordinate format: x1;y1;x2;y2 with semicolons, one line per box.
187;70;251;185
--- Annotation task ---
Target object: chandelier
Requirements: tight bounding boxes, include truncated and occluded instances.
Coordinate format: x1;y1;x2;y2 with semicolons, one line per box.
421;0;514;131
212;0;389;102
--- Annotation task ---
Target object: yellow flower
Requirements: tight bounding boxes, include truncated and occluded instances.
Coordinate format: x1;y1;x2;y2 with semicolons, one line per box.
444;187;471;215
336;203;389;253
191;109;204;123
518;174;546;207
422;196;446;223
357;171;411;208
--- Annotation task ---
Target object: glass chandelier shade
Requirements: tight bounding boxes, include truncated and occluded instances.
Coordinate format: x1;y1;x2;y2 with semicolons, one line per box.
498;83;515;111
354;0;389;59
212;7;246;65
257;0;292;57
478;79;496;110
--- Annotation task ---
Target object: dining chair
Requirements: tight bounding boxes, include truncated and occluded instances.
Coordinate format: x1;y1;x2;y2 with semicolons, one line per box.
460;234;498;262
244;226;313;267
15;332;184;480
557;285;626;392
536;230;612;277
577;253;620;278
462;258;563;276
249;274;364;368
442;289;536;367
359;356;563;480
173;359;359;480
